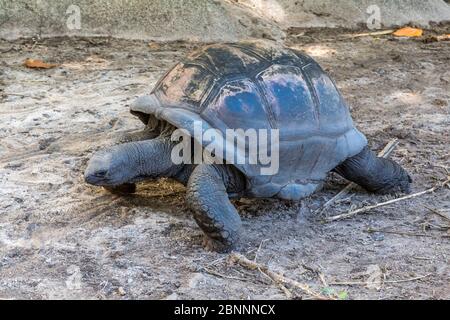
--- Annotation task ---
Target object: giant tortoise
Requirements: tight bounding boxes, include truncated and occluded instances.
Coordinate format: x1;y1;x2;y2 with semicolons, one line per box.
84;41;411;252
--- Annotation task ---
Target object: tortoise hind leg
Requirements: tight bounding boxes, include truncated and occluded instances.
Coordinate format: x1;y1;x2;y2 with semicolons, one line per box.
334;146;412;194
186;164;246;252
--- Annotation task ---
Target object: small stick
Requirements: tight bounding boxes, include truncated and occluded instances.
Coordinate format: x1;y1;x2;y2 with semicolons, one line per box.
325;178;450;222
0;47;14;54
3;93;30;98
254;238;269;262
257;267;294;299
433;164;449;175
277;283;294;299
317;138;399;215
344;29;395;38
229;253;332;300
318;273;328;287
366;228;450;239
330;273;431;286
202;267;249;282
413;256;433;261
206;256;228;267
424;206;450;222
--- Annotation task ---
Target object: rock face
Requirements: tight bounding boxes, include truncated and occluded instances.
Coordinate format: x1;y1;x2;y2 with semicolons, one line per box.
0;0;449;41
0;0;284;41
235;0;450;29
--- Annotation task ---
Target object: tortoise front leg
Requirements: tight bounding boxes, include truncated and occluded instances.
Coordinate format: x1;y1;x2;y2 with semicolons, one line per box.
186;164;246;252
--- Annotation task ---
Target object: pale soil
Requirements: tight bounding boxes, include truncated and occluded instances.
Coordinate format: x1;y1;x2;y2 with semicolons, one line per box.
0;27;449;299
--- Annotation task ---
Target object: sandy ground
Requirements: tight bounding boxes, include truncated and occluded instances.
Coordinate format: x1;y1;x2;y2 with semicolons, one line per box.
0;27;449;300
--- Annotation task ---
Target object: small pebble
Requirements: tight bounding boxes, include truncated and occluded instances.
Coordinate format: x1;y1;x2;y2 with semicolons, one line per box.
370;232;385;241
118;287;126;296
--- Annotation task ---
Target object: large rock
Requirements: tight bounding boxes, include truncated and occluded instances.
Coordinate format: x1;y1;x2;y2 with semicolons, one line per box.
235;0;450;28
0;0;284;41
0;0;449;41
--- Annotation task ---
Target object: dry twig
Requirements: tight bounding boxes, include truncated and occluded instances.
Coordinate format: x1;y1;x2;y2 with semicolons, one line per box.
425;206;450;222
257;266;294;299
254;238;269;262
344;29;395;38
229;253;332;300
325;178;450;222
366;228;450;239
202;267;249;282
330;274;431;286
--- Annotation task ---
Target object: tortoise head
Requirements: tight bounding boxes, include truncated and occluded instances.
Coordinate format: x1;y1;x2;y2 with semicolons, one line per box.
84;135;184;187
84;144;139;186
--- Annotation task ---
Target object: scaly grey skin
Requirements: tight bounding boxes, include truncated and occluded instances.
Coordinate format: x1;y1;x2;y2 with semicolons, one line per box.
186;164;246;252
89;120;182;194
85;136;190;188
334;146;412;194
107;127;161;194
85;133;411;252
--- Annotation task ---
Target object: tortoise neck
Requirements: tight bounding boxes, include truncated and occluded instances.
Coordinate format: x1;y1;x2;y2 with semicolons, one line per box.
124;138;179;179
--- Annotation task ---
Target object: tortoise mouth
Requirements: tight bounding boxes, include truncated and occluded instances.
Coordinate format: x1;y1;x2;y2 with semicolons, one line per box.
84;172;115;186
85;172;150;186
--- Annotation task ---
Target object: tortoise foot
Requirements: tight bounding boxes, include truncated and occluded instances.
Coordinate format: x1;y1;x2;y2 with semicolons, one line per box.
202;236;234;253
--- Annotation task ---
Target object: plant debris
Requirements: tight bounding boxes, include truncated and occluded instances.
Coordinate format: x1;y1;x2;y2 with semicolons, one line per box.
393;27;423;37
24;58;59;69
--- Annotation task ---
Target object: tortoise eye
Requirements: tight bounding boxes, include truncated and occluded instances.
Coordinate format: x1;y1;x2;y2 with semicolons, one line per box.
95;170;107;177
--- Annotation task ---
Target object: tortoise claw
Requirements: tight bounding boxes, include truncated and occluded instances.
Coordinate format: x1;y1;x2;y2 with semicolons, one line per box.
202;236;233;253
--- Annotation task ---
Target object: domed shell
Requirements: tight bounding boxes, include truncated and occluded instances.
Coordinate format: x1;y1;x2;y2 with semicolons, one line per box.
131;41;367;200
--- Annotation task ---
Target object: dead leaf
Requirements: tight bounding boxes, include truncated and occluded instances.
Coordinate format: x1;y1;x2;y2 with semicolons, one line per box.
24;58;58;69
393;27;423;37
